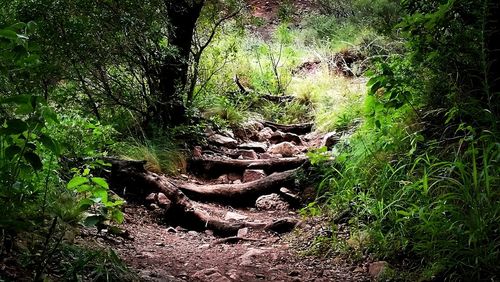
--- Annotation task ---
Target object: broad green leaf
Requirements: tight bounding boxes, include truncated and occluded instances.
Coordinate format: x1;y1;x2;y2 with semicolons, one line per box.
0;95;31;105
76;184;92;193
83;215;104;227
39;134;61;155
93;188;108;203
5;145;22;160
91;177;109;189
24;151;42;170
78;198;94;211
42;107;59;124
67;176;89;189
105;199;125;208
3;119;28;135
111;209;124;224
0;29;18;40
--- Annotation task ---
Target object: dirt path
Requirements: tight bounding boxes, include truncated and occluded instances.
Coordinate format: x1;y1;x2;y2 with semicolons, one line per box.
87;121;370;281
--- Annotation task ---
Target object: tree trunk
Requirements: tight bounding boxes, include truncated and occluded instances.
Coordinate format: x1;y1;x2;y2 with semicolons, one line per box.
157;0;205;127
173;169;299;205
189;156;308;176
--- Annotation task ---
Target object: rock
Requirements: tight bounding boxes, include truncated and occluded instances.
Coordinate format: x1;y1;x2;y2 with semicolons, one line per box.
243;169;266;183
226;269;240;280
239;149;258;160
321;132;340;148
208;134;238;149
149;203;160;210
268;142;300;157
145;193;157;201
257;127;274;141
236;120;265;140
187;230;198;236
192;146;203;158
224;211;248;221
368;261;389;279
155;242;165;246
198;243;210;249
239;248;267;266
220;128;235;139
237;227;249;237
217;174;230;184
233;179;242;184
270;131;303;145
166;227;177;233
238;142;268;153
255;194;289;210
157;193;171;209
279;187;301;204
265;218;299;233
175;226;187;232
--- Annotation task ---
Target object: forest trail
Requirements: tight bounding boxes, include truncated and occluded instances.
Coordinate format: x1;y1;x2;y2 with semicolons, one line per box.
87;121;370;281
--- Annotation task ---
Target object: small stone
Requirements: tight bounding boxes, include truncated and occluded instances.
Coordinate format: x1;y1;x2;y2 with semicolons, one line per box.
205;229;214;236
321;132;340;148
239;149;258;160
237;227;249;237
368;261;389;279
157;193;171;209
233;179;242;184
224;211;248;221
267;142;300;157
238;142;268;153
180;174;189;179
187;230;198;236
155;242;165;246
239;248;267;266
243;169;266;183
208;134;238;148
149;203;160;210
198;243;210;249
257;127;274;141
165;227;177;233
226;269;239;280
255;194;289;210
217;174;230;184
175;226;187;232
192;146;203;158
145;193;157;201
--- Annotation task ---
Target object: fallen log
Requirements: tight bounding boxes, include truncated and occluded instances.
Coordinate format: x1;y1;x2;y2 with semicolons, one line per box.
189;156;308;176
263;121;313;135
107;159;299;236
173;169;299;205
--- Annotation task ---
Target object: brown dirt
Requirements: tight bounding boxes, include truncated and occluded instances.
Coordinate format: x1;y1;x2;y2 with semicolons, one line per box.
245;0;316;39
88;204;369;282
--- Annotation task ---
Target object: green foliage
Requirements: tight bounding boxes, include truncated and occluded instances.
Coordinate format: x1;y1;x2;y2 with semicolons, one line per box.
57;245;137;281
305;0;500;280
67;165;125;228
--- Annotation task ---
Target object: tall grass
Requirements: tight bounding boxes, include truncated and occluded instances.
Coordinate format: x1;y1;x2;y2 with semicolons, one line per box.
113;137;186;175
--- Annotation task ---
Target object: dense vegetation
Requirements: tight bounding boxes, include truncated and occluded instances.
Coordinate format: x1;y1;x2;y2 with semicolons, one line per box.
1;0;498;280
